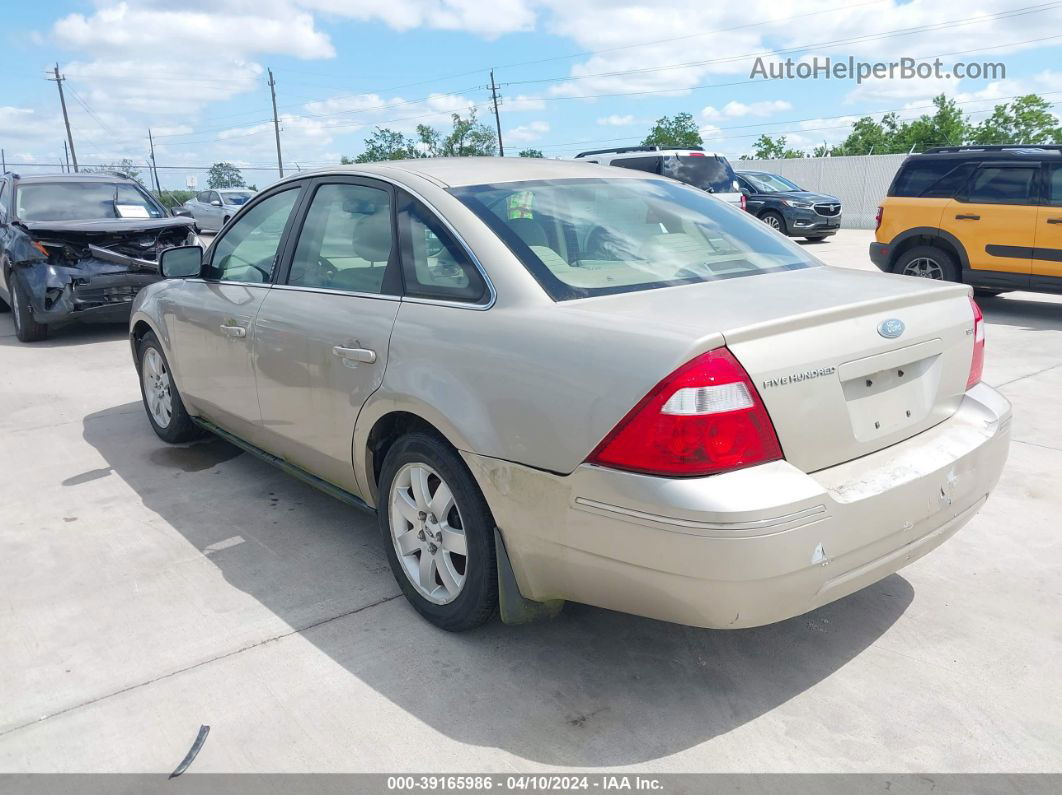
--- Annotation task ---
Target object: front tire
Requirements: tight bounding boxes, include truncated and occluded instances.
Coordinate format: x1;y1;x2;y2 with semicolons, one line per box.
137;331;204;443
804;235;829;242
9;274;48;342
378;433;498;631
760;211;787;235
894;245;959;282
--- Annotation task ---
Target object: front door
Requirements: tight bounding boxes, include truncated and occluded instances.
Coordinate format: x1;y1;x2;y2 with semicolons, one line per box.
940;163;1038;283
1033;163;1062;286
253;179;400;495
167;185;303;443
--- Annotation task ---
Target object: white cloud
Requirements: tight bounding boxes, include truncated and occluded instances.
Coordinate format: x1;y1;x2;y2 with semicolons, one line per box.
300;0;537;37
597;114;636;126
507;120;550;142
702;100;791;121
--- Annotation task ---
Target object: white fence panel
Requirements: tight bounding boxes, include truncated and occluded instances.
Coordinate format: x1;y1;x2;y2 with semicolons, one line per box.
737;154;909;229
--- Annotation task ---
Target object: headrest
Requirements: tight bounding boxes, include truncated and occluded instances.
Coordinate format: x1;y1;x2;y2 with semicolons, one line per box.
507;218;548;249
352;210;393;263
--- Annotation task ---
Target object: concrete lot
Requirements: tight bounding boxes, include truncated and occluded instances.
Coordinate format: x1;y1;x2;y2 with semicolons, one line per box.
1;228;1060;773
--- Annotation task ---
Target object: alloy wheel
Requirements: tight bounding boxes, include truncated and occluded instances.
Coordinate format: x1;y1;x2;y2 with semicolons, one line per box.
902;256;944;279
763;215;782;230
388;462;468;605
142;347;174;428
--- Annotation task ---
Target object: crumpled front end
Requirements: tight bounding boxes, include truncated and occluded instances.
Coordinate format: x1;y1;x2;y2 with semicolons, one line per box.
9;218;196;325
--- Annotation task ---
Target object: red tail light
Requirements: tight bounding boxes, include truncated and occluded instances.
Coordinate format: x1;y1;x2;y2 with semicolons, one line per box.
740;193;748;211
588;348;783;477
875;205;883;230
967;296;985;389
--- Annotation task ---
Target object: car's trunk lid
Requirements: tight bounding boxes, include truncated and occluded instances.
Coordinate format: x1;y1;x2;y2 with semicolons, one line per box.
565;266;976;473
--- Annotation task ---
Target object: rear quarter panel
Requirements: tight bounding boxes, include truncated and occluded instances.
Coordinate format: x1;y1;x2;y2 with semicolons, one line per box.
877;198;948;244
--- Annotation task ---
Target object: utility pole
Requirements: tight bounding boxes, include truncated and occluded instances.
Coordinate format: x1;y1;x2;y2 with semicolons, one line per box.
63;141;70;173
268;68;284;178
147;129;162;194
49;64;78;173
2;149;5;173
490;69;504;157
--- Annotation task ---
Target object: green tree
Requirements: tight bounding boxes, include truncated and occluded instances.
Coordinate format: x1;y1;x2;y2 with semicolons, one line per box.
641;113;703;148
518;148;544;158
971;95;1062;145
346;128;420;163
207;162;245;189
417;109;497;157
86;158;144;185
743;134;804;159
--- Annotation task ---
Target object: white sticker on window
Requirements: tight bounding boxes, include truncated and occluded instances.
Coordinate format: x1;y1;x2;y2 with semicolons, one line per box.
116;204;150;218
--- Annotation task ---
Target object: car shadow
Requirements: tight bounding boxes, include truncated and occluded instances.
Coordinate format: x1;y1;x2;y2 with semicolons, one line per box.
978;293;1062;332
81;402;914;767
0;317;128;348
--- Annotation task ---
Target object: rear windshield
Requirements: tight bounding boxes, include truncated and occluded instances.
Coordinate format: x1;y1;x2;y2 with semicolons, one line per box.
451;177;818;301
662;155;739;194
15;181;165;221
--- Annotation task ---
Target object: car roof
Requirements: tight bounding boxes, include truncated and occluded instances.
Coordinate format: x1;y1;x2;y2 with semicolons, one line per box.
908;148;1061;162
217;188;254;192
271;157;661;189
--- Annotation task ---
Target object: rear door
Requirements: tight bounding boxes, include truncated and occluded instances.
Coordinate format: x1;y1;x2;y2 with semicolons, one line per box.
1032;163;1062;286
253;177;401;495
939;162;1037;282
167;184;303;444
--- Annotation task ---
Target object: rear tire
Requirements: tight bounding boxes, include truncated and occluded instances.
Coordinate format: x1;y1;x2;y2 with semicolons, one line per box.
893;245;959;282
804;235;828;242
760;211;787;235
378;432;498;632
9;274;48;342
137;331;204;443
974;287;1005;298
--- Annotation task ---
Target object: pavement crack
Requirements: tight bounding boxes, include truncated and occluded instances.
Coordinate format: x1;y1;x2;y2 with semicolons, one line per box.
996;362;1062;389
1012;438;1062;453
0;592;402;740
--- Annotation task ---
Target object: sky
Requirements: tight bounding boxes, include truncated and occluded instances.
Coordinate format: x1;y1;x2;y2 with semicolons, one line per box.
2;0;1061;188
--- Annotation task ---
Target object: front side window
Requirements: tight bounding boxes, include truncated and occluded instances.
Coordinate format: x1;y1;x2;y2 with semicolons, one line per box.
397;192;487;304
209;188;299;283
662;155;739;193
965;166;1039;205
288;183;394;294
15;181;165;221
453;177;818;301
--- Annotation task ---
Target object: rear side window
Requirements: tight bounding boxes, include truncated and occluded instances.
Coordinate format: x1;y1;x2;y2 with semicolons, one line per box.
663;155;738;193
891;159;969;197
611;156;661;174
1046;164;1062;206
919;163;976;198
965;166;1038;205
396;192;488;304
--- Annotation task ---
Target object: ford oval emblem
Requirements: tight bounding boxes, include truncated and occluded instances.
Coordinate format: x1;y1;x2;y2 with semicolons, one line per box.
877;318;905;339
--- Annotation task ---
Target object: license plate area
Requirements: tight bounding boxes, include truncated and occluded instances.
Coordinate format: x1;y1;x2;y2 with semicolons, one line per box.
839;346;943;442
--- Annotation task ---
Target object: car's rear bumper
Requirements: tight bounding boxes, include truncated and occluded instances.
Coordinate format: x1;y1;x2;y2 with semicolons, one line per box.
869;241;891;271
464;382;1011;629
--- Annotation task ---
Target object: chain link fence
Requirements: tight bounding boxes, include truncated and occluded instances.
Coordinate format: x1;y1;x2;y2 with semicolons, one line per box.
736;153;909;229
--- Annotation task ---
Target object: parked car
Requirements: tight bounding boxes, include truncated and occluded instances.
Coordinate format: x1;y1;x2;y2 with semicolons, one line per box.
183;188;257;232
0;172;197;342
132;158;1010;632
871;145;1062;296
574;146;745;209
735;171;842;241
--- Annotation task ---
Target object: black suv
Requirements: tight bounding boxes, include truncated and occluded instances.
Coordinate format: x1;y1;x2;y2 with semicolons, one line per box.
0;172;196;342
735;170;842;241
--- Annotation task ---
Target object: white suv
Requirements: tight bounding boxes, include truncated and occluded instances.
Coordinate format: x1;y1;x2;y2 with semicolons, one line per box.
574;146;746;210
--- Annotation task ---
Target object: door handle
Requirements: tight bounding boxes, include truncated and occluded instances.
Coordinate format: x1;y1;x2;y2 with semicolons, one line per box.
954;214;980;220
219;324;247;338
332;346;377;364
1047;217;1062;224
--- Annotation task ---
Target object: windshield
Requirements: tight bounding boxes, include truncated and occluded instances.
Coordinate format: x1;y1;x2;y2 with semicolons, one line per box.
222;191;255;206
661;155;739;194
452;178;819;301
15;181;165;222
743;173;803;193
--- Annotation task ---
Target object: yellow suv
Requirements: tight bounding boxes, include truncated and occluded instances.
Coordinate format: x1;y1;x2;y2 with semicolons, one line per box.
871;145;1062;295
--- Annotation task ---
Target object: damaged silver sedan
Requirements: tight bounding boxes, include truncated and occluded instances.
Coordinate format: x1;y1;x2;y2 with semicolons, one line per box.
0;172;197;342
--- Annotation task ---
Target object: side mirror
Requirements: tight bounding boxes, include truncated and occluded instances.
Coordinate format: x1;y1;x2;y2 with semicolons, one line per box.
210;200;222;207
159;245;203;279
171;207;193;218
